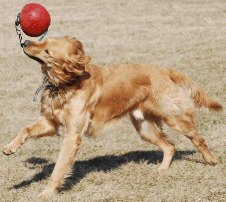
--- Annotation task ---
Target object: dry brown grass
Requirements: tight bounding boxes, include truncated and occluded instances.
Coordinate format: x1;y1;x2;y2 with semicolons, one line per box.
0;0;226;201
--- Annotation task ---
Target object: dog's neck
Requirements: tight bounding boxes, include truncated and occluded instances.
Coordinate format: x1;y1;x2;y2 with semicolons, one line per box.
33;80;59;101
33;71;90;101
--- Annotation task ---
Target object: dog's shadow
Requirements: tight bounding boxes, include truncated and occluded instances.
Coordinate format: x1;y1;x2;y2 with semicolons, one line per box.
11;150;198;191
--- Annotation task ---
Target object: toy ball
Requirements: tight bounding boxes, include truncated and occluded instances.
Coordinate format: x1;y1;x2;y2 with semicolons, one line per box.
19;3;51;37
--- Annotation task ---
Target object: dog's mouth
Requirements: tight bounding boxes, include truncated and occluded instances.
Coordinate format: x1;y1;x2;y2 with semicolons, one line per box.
28;55;45;64
24;51;45;64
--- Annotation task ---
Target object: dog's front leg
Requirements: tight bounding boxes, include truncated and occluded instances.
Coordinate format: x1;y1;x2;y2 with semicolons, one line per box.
38;96;87;199
37;133;82;199
3;116;57;155
38;133;82;199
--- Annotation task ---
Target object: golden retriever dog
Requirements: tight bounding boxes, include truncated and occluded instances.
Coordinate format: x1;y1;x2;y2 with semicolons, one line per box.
3;37;223;199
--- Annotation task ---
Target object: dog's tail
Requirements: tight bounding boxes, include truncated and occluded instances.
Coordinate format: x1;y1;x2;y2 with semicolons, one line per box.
168;69;223;112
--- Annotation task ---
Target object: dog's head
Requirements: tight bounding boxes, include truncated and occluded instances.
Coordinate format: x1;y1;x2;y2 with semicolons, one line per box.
23;37;91;86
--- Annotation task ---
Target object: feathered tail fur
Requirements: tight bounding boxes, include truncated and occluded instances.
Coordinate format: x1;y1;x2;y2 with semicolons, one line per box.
168;69;223;112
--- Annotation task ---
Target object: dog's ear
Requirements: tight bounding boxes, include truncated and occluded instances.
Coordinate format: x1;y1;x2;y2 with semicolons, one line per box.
65;36;83;47
65;37;91;67
67;54;91;68
84;55;91;65
49;63;84;86
63;62;84;77
64;36;85;54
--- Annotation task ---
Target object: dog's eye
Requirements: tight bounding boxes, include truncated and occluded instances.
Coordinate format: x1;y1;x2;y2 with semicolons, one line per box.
45;49;50;55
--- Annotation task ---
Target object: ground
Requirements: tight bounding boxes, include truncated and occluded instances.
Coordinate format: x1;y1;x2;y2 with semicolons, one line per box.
0;0;225;201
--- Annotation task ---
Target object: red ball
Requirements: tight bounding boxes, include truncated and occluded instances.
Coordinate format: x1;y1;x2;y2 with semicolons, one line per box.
19;3;51;37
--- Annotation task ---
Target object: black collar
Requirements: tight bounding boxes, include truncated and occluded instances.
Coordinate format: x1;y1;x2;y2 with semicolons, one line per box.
33;80;59;101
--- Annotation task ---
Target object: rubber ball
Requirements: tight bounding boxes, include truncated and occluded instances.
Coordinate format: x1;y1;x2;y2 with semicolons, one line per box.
19;3;51;37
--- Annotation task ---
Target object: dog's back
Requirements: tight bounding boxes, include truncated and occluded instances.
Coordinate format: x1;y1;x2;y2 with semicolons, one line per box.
88;64;223;121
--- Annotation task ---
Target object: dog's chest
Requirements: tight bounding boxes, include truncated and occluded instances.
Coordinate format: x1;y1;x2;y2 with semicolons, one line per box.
41;91;66;125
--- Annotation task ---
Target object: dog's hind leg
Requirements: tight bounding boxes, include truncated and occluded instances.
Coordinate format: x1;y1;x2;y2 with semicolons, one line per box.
163;114;217;165
130;112;176;171
3;116;57;155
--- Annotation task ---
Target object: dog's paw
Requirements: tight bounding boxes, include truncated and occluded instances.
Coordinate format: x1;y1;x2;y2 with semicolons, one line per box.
2;143;17;155
204;155;218;165
158;165;169;173
37;191;53;200
37;188;55;199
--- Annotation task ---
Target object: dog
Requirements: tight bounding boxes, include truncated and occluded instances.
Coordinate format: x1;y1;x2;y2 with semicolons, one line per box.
3;37;223;199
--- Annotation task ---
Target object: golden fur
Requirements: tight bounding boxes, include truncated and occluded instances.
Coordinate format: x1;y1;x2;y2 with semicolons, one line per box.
3;37;223;199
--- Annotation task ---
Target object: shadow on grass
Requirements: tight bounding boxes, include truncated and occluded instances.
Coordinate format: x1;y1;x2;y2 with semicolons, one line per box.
10;150;197;191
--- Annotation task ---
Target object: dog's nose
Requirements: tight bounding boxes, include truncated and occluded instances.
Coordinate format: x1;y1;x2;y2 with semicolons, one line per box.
23;40;31;47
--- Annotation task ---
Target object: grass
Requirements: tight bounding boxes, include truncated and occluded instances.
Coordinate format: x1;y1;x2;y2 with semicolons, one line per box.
0;0;225;201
